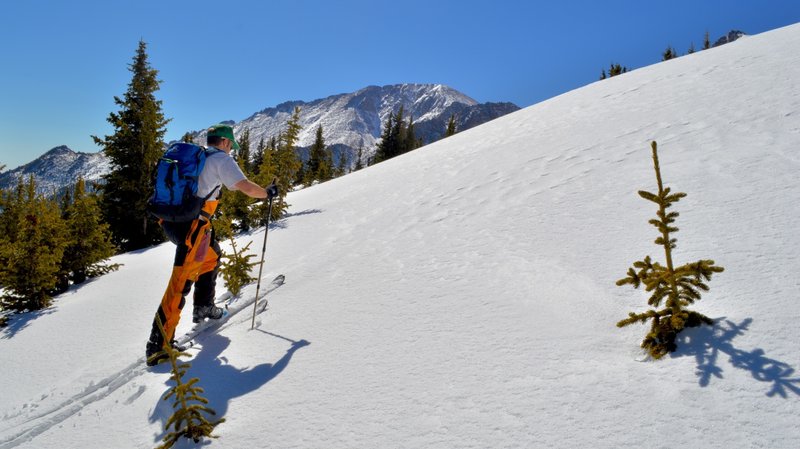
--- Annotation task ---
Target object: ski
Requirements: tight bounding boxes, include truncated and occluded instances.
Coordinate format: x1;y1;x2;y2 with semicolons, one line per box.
176;274;285;348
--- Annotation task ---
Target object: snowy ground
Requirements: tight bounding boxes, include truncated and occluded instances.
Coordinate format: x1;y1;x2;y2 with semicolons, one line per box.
1;22;799;449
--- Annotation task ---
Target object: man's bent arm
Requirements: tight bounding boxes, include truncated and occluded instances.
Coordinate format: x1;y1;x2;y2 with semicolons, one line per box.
233;179;268;199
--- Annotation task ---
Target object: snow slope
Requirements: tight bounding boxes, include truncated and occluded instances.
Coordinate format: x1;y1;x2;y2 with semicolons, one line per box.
1;22;799;449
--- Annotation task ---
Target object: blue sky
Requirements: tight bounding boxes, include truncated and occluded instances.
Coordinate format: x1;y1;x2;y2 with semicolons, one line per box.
1;0;798;168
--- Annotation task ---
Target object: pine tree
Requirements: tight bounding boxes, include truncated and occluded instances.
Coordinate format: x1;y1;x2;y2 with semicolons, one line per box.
236;127;252;174
181;132;194;144
445;114;457;137
251;136;278;224
252;137;266;175
392;106;408;155
373;112;396;163
219;238;257;297
662;46;677;61
688;42;696;54
305;125;332;184
57;178;119;292
0;176;68;311
373;106;421;163
250;108;302;223
703;31;711;50
266;107;302;221
403;113;422;154
93;40;170;252
152;318;224;449
354;144;365;171
616;141;724;359
609;63;627;77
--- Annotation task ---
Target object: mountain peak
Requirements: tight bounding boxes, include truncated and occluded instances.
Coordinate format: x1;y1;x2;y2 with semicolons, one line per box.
42;145;75;157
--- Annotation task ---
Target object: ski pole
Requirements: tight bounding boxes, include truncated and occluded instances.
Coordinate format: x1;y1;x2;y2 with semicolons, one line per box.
251;184;276;330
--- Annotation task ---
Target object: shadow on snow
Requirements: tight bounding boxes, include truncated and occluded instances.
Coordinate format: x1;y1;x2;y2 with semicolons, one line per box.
673;317;800;398
150;331;310;443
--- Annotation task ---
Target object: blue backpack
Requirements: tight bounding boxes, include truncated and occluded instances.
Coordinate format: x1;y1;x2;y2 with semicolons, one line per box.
148;143;220;222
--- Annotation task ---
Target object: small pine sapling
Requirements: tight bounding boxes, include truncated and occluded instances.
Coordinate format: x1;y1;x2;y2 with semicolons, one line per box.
219;237;257;297
616;141;724;359
152;318;225;449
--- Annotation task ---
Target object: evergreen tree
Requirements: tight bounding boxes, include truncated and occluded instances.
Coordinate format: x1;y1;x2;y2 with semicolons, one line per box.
373;106;421;163
93;40;169;252
251;135;278;223
373;112;396;163
181;132;194;143
252;137;266;175
392;106;408;155
688;42;696;54
662;46;677;61
445;114;458;137
0;176;68;311
305;125;332;184
252;106;301;224
600;69;607;80
152;318;224;448
217;187;255;233
610;63;627;77
703;31;711;50
56;178;119;293
219;238;257;297
270;107;303;220
403;113;422;154
616;141;724;359
354;144;365;171
236;127;252;174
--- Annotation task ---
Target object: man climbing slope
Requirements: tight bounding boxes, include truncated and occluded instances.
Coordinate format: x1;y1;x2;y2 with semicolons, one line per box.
146;123;277;366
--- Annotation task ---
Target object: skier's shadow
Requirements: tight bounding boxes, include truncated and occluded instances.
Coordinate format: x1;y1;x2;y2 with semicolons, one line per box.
150;332;309;439
673;317;800;398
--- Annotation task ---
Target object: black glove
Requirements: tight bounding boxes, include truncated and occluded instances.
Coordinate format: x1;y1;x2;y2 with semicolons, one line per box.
266;183;279;200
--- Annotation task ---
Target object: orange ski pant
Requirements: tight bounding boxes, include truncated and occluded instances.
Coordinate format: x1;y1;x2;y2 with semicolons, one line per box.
149;200;220;349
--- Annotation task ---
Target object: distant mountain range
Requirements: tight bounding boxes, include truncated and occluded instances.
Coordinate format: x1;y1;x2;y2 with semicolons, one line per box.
0;83;519;195
190;83;519;166
0;28;749;196
0;146;110;196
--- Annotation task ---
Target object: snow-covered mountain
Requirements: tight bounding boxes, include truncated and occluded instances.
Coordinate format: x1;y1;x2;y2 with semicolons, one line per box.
192;83;519;164
2;23;800;448
0;145;110;195
1;84;517;195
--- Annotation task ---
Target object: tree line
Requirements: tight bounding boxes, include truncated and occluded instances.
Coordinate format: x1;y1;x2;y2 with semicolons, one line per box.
600;30;715;80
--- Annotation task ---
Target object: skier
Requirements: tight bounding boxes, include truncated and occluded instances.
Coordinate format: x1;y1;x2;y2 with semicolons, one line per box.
146;123;278;366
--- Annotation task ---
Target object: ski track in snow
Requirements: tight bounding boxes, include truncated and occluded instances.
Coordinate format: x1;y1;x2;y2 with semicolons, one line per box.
0;277;283;449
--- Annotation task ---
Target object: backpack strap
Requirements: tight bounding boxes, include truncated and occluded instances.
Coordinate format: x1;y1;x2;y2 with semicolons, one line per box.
198;146;222;220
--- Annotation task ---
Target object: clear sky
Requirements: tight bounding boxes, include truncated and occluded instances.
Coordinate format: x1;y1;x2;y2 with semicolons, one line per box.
1;0;798;169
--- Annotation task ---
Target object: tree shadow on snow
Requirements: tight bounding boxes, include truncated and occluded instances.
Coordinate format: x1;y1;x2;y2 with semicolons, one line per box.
673;317;800;398
270;208;323;230
1;308;55;339
150;332;310;442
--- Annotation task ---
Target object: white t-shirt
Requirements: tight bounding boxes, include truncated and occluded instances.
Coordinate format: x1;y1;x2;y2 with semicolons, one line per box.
197;148;247;199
